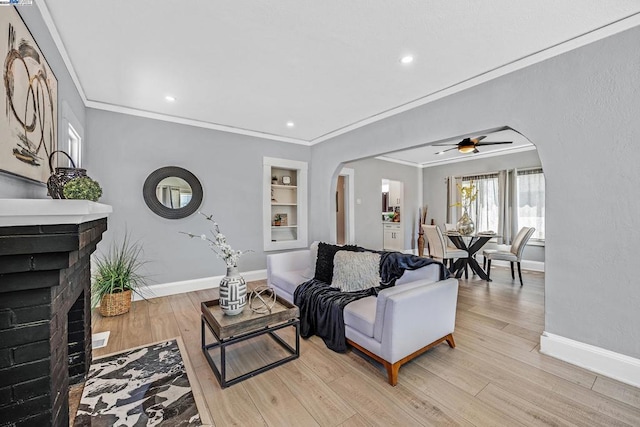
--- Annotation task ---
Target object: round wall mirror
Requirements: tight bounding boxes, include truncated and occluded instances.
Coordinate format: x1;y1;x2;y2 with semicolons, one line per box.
143;166;203;219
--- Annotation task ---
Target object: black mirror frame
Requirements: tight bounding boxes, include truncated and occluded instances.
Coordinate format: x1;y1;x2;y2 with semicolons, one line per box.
143;166;203;219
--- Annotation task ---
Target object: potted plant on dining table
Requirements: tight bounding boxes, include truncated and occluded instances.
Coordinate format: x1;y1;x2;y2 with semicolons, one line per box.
453;181;477;236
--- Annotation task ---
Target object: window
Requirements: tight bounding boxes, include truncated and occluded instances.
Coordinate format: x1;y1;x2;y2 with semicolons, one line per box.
61;102;84;168
462;174;500;233
517;169;545;240
449;167;545;244
68;124;81;167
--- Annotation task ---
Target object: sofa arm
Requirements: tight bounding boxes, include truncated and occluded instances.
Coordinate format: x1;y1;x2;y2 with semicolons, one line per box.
267;250;311;278
380;278;458;364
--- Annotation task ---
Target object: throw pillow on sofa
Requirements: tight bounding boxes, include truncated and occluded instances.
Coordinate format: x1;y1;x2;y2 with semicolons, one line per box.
314;242;361;284
332;251;381;292
301;241;320;279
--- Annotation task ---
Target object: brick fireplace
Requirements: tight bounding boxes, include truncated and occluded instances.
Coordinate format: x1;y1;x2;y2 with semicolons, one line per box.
0;201;110;427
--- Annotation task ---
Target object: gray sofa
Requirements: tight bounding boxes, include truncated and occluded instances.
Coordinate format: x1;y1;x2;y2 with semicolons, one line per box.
266;244;459;385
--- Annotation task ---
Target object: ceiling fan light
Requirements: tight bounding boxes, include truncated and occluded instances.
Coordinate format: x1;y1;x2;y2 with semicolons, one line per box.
458;145;476;154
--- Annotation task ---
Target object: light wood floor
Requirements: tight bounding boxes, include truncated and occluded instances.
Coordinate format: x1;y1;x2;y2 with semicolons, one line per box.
90;267;640;426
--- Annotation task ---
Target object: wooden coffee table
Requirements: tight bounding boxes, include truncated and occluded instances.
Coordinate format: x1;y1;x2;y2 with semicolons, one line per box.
201;295;299;388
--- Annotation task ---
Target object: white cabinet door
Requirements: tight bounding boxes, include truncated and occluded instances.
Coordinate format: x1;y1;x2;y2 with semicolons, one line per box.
388;181;402;207
383;224;404;251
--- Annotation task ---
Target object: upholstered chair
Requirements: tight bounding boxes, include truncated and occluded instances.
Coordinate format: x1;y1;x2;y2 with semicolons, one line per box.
483;227;536;286
422;225;467;272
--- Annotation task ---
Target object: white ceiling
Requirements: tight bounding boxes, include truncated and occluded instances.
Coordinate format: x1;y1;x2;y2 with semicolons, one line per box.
41;0;640;146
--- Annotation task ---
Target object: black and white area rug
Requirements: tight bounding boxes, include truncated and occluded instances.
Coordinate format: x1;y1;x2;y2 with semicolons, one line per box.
74;339;202;426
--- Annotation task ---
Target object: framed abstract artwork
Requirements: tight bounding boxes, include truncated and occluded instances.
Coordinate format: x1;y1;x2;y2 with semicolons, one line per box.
1;6;57;183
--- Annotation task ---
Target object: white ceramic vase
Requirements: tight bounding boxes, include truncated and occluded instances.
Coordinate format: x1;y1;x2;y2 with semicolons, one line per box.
219;265;247;315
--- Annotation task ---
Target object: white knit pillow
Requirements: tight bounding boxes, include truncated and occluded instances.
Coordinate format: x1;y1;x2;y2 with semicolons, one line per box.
331;251;381;292
301;241;319;279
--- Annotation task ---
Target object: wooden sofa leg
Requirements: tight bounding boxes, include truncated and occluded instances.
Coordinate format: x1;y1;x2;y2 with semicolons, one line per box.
445;333;456;348
348;334;455;386
384;361;400;386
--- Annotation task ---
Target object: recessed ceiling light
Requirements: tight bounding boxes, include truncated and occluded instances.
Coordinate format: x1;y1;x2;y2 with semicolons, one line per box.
400;55;414;64
286;121;295;128
165;95;176;102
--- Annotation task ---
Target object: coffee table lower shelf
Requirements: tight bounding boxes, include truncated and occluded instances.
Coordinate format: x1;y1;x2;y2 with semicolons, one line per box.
201;315;300;389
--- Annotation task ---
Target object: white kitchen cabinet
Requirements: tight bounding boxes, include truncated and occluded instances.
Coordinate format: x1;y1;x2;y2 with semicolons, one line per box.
388;181;403;207
383;223;404;251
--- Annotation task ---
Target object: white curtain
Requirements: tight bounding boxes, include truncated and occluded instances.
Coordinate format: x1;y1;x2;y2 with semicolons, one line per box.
517;169;545;240
498;170;508;243
509;169;519;243
465;175;499;233
497;169;519;244
446;176;459;224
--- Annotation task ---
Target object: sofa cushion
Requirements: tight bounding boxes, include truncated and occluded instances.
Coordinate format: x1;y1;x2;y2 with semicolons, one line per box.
332;251;381;292
343;296;376;338
301;241;320;279
269;269;307;297
314;242;362;284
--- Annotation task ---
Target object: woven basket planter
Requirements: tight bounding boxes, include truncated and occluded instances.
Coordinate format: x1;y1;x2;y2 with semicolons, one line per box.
99;290;132;317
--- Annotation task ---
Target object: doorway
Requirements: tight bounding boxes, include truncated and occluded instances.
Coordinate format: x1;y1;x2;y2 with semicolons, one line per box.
335;167;355;245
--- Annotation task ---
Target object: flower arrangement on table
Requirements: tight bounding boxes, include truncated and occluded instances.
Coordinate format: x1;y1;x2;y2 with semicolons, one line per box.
451;181;477;236
452;181;477;211
180;212;252;267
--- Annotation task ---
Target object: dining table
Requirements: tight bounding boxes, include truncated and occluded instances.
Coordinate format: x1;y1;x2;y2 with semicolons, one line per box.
444;232;499;281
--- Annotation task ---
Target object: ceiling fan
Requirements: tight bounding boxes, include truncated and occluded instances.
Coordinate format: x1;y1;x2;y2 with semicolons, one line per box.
433;136;512;154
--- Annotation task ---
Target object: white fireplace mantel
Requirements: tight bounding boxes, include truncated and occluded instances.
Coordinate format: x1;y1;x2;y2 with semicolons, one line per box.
0;199;112;227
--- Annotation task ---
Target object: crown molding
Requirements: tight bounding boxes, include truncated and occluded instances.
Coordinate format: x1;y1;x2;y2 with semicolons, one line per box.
374;156;421;168
85;100;310;145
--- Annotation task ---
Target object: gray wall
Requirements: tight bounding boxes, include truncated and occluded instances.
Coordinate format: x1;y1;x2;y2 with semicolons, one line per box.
344;158;421;251
0;6;85;198
422;149;544;262
310;26;640;359
85;109;309;284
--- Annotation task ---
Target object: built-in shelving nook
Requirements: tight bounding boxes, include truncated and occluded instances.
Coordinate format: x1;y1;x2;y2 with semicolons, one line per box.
263;157;308;251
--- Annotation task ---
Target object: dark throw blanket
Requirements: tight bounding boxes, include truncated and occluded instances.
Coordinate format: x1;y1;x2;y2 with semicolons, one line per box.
295;252;450;352
379;252;450;287
294;279;377;352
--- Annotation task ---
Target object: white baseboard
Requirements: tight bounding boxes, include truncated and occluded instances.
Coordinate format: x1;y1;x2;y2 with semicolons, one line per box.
133;269;267;301
540;332;640;388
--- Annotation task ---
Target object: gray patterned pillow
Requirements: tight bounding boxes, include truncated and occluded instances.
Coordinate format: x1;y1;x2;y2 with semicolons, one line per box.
331;251;381;292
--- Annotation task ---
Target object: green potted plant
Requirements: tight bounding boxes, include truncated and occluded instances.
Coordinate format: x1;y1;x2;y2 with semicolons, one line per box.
274;213;282;226
63;176;103;202
92;234;149;317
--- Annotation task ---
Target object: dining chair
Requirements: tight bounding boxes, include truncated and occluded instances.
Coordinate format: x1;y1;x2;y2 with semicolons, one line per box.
422;224;468;274
483;227;535;286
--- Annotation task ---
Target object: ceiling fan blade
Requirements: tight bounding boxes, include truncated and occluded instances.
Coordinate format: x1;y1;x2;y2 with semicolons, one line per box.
474;141;513;146
437;146;460;153
471;136;487;143
432;143;460;146
473;148;480;153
